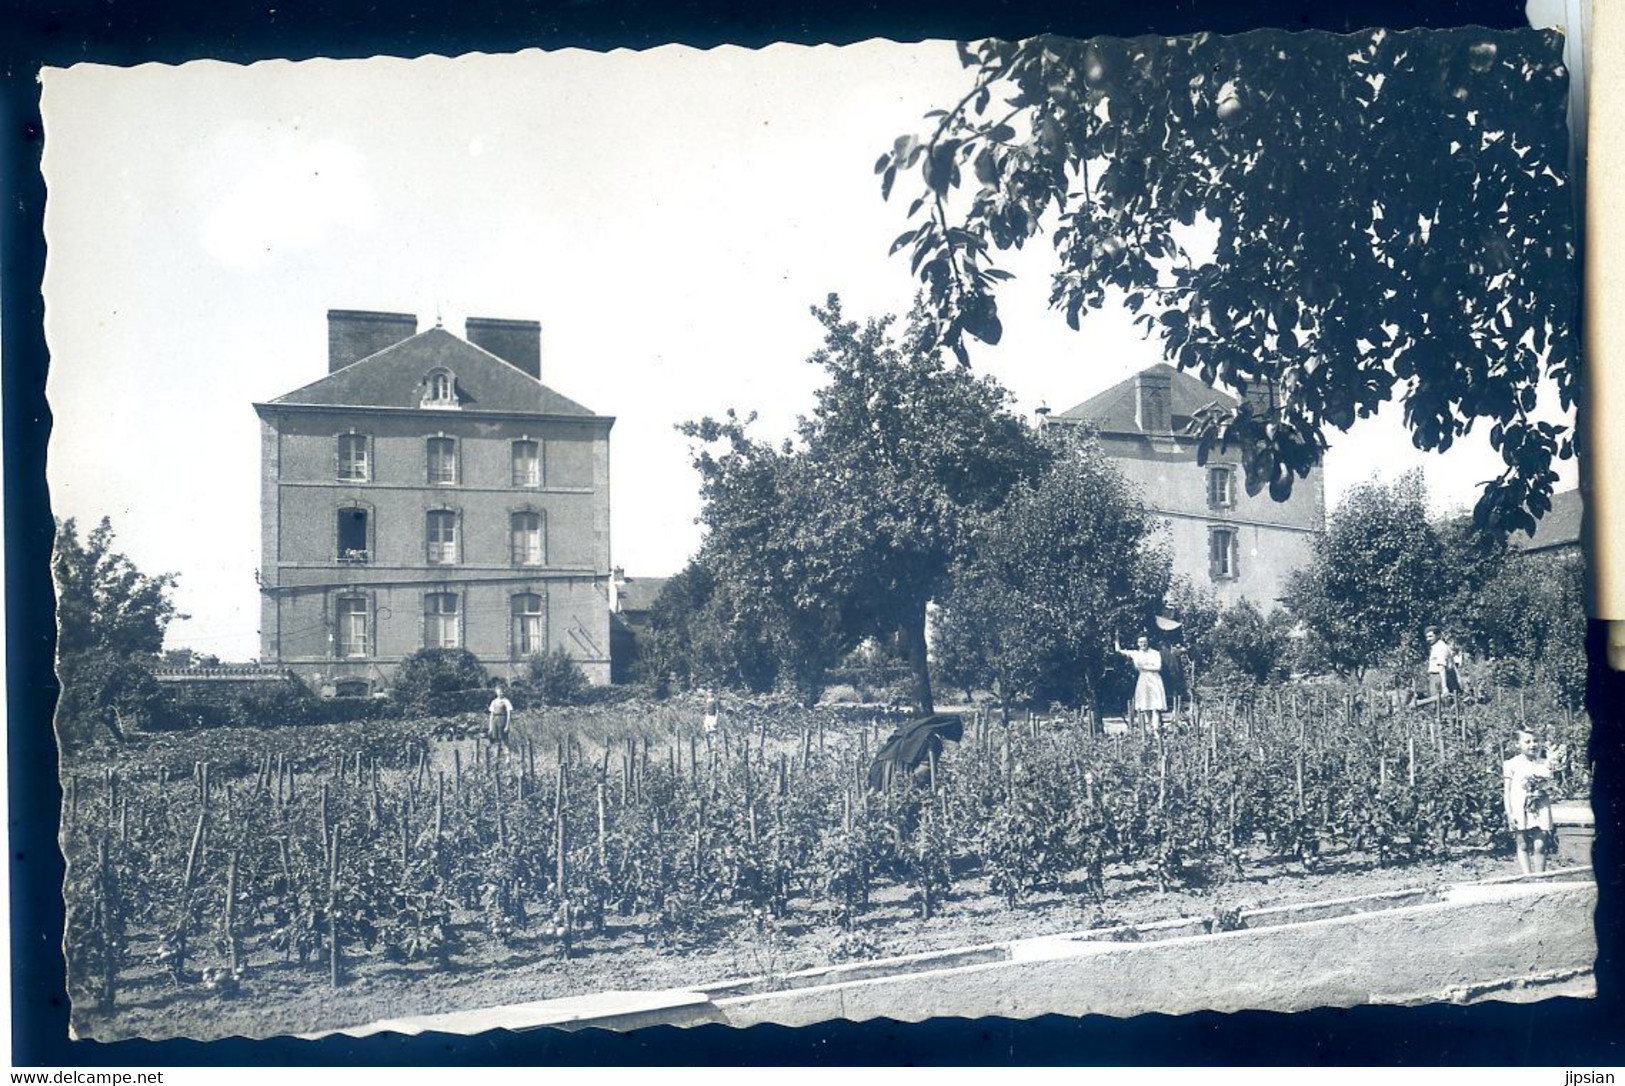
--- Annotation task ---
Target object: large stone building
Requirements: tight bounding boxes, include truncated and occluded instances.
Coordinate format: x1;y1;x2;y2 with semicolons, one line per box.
1050;363;1325;609
254;309;614;695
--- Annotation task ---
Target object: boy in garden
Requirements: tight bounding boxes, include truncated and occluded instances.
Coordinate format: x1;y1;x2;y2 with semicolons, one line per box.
1424;625;1461;703
487;685;513;750
1503;728;1555;874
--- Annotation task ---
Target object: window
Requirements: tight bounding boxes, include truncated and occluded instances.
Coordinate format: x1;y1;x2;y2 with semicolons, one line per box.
1208;466;1235;509
426;509;459;564
512;439;542;487
424;592;461;649
336;507;370;564
427;437;458;484
334;679;371;698
512;592;545;657
1209;527;1238;581
510;511;544;566
335;595;369;658
424;369;458;407
337;433;371;482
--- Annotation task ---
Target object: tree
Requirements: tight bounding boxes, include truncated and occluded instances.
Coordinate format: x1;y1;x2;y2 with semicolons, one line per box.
932;432;1169;719
685;297;1050;712
1284;471;1444;677
1435;513;1515;658
391;648;490;712
54;517;180;660
52;517;181;744
1205;599;1292;685
526;648;590;705
878;29;1576;534
642;558;780;694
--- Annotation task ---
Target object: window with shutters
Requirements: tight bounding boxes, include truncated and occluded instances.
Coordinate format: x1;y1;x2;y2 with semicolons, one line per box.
424;592;461;649
427;437;458;484
512;439;542;487
337;433;371;482
426;509;459;564
512;592;545;657
335;594;370;658
1207;466;1235;509
510;511;545;566
1209;527;1238;581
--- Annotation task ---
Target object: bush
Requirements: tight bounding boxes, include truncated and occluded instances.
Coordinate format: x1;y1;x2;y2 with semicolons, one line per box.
525;649;590;705
164;677;399;729
55;651;169;749
392;648;491;713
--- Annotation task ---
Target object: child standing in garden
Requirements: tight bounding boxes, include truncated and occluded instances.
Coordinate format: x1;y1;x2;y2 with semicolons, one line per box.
1503;728;1555;874
487;685;513;750
1114;633;1167;733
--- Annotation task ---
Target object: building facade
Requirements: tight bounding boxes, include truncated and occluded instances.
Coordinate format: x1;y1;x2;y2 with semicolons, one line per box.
255;310;615;694
1051;363;1325;610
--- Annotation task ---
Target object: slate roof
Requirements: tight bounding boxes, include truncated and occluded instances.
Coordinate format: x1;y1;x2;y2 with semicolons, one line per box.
617;577;670;614
1516;487;1582;553
1056;362;1238;434
265;327;601;417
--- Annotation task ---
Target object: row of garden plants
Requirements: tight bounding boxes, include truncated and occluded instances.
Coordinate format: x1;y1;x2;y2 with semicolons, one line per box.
61;684;1587;1021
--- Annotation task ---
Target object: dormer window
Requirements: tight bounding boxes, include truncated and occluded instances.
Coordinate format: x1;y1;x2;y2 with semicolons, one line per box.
423;369;459;409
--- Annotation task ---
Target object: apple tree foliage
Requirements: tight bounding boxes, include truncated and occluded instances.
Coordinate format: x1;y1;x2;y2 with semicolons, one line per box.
682;297;1050;712
878;28;1577;533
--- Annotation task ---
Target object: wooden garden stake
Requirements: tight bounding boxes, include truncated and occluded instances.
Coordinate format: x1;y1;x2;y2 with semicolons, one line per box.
400;795;411;867
224;848;240;977
596;782;608;873
319;781;331;864
328;826;342;988
94;835;117;1011
1408;733;1417;787
554;762;569;905
434;772;445;840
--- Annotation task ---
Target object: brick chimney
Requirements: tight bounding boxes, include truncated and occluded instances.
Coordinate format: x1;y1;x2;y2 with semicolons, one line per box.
1134;368;1172;432
466;317;541;380
328;310;417;372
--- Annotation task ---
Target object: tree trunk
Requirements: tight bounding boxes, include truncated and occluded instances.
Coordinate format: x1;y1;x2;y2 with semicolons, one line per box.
902;601;933;715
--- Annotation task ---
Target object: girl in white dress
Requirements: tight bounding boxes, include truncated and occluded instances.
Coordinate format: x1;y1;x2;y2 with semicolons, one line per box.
1114;634;1167;732
1502;728;1555;874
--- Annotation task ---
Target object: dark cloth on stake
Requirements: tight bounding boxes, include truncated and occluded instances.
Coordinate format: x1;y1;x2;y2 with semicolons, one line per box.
867;713;964;791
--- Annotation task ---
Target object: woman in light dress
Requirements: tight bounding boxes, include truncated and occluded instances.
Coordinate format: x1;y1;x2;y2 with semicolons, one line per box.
1114;633;1167;732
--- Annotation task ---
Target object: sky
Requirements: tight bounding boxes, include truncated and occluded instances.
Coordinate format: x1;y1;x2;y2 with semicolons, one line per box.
40;41;1578;661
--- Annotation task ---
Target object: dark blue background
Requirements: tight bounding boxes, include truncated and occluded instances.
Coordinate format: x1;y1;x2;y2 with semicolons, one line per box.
5;0;1620;1066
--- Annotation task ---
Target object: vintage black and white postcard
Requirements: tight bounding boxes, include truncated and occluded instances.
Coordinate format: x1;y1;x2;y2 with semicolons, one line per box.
38;21;1593;1043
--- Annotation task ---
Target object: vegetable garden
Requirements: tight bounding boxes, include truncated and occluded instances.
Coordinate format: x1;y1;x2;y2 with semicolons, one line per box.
60;686;1590;1039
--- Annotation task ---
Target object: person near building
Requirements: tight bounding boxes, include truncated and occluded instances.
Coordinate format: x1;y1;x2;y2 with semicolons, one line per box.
1114;633;1167;732
487;685;514;749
